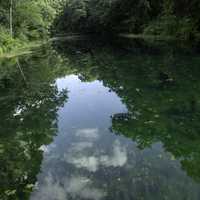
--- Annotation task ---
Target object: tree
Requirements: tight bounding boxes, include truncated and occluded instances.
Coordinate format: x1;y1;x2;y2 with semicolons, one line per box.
55;38;200;182
9;0;13;37
0;45;68;200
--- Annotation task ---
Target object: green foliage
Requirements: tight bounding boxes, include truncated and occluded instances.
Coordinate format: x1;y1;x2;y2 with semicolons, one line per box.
0;27;25;54
0;0;66;55
54;0;152;34
144;15;198;41
0;0;199;53
0;46;68;200
1;37;200;199
54;0;200;41
55;38;200;183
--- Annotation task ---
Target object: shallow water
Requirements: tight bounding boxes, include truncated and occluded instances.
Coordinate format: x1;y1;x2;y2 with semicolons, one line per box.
1;39;200;200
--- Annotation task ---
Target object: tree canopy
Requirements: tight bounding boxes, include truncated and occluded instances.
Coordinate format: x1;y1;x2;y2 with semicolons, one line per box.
55;38;200;182
54;0;200;41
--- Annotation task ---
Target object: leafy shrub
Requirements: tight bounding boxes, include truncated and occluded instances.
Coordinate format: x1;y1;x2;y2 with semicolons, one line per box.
144;15;198;41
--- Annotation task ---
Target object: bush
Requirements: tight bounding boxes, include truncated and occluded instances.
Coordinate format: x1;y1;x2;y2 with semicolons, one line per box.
0;28;21;54
144;15;198;41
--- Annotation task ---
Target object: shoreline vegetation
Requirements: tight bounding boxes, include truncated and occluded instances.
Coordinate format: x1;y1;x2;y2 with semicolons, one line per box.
0;0;200;57
1;32;199;59
0;33;178;58
0;35;83;59
0;0;66;57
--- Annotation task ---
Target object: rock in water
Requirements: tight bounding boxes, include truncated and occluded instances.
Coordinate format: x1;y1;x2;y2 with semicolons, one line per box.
111;113;131;121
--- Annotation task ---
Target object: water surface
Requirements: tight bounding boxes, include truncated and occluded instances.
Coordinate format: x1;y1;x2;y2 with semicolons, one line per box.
1;39;200;200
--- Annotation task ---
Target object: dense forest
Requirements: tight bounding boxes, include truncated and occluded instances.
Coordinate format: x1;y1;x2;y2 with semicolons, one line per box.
0;0;200;56
54;0;200;41
1;38;200;199
0;0;66;55
55;39;200;182
1;1;200;200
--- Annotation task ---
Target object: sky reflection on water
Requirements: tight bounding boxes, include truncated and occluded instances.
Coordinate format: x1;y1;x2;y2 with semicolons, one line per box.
30;75;200;200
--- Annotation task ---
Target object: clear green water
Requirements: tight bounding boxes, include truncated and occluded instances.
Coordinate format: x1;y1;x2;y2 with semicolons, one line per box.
1;39;200;200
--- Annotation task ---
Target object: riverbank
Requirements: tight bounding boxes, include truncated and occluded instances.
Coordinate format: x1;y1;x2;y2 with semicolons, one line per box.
0;35;82;59
119;33;200;43
1;32;199;59
118;34;175;41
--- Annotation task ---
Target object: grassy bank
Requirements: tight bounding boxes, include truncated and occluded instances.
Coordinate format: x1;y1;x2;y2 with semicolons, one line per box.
0;0;68;58
0;35;83;59
118;34;175;41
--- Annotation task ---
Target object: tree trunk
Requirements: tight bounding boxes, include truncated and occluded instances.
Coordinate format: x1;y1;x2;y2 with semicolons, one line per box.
10;0;13;37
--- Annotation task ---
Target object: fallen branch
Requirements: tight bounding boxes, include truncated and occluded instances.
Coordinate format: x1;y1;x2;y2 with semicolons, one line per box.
16;60;27;84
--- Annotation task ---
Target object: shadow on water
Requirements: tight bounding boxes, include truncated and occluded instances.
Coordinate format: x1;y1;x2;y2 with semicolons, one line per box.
0;45;68;200
1;37;200;199
54;37;200;182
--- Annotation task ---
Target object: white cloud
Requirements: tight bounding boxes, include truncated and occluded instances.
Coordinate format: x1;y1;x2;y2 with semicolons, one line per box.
31;175;106;200
66;176;90;193
65;176;106;200
75;128;99;139
66;155;99;172
70;141;93;152
80;187;106;200
39;145;49;153
100;140;127;167
31;175;67;200
66;140;127;172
